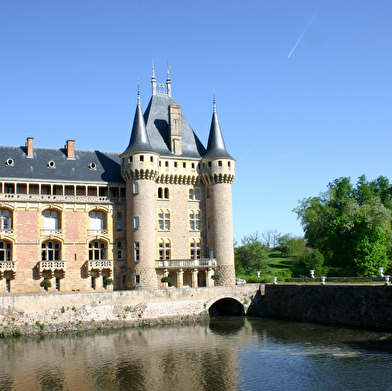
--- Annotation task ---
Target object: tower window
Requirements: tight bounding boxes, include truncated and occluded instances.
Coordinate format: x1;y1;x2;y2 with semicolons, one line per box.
218;161;222;167
189;210;201;231
158;210;170;231
190;240;201;259
133;182;139;194
159;239;171;260
183;162;186;168
150;156;154;163
140;155;144;162
134;217;139;229
134;242;140;262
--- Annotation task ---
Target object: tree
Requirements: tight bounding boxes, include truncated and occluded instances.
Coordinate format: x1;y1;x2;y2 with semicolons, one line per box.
298;248;325;277
235;233;270;274
261;229;281;249
294;175;392;276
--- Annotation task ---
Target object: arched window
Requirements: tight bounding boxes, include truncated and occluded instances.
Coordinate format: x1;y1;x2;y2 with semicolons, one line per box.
41;241;61;261
89;211;105;234
0;241;12;261
189;210;201;231
158;209;170;231
0;210;12;233
43;210;59;233
190;239;201;259
158;239;171;260
89;241;107;260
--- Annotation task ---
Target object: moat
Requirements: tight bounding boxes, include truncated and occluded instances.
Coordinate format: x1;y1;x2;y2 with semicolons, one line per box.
1;317;392;390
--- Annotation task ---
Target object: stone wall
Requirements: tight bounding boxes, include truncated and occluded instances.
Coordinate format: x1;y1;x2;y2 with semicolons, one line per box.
0;284;259;336
248;284;392;331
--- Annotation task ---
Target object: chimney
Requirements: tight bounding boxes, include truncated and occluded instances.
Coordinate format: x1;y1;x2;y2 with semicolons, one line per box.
26;137;34;158
65;140;75;159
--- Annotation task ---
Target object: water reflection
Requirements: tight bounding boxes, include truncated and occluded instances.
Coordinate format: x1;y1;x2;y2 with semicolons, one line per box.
0;318;392;390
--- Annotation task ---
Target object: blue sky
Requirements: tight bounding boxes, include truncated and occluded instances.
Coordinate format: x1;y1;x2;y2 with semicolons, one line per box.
1;1;392;242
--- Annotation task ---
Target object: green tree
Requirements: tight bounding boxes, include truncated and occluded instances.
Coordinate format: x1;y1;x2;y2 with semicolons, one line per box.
298;248;325;277
294;176;392;276
235;233;270;274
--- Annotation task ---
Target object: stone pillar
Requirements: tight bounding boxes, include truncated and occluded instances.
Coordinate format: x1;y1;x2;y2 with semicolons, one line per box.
176;269;184;288
191;269;198;288
163;269;169;289
206;268;213;287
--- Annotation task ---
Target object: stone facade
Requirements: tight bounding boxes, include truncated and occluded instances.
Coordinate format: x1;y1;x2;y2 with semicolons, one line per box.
0;69;236;295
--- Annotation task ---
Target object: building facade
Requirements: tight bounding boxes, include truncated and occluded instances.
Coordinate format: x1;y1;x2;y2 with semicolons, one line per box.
0;70;236;294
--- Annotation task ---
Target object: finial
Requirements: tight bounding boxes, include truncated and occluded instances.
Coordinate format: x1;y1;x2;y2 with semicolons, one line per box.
213;89;216;113
167;62;171;81
152;59;156;80
137;79;140;104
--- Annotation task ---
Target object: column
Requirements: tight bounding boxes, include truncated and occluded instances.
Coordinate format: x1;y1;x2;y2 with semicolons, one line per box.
191;269;198;288
206;268;213;287
176;269;184;288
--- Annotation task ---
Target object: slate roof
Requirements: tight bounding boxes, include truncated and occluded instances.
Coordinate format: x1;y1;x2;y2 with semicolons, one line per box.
203;103;233;160
0;145;123;184
143;94;206;159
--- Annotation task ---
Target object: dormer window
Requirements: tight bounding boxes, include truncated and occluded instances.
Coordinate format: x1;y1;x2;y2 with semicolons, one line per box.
48;160;56;168
6;158;14;166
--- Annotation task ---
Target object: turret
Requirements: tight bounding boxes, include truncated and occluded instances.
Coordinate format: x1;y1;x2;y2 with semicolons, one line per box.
120;90;160;289
202;99;236;286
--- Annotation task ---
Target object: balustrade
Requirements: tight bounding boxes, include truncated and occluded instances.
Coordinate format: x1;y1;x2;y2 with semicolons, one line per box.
155;258;217;268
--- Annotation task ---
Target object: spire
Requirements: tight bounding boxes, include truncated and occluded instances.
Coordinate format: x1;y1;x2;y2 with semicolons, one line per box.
166;64;172;97
121;90;154;156
203;97;232;159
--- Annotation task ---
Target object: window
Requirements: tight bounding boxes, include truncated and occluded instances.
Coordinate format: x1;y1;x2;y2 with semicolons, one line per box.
0;241;12;261
129;156;133;163
88;241;106;260
188;188;200;201
134;242;140;262
191;163;195;169
0;210;12;232
135;275;140;284
208;162;212;168
150;156;154;163
117;212;123;230
174;162;177;168
134;217;139;229
5;279;10;293
165;161;169;167
189;210;201;231
158;210;170;231
56;278;60;291
159;239;171;260
41;241;61;261
89;211;104;234
133;182;139;194
228;161;231;167
140;155;144;162
183;162;186;168
117;241;123;260
218;161;222;167
43;210;59;233
158;187;169;199
91;277;96;290
190;239;201;259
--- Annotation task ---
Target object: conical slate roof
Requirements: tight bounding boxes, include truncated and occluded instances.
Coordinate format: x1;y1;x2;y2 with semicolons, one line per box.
203;101;233;159
121;93;155;156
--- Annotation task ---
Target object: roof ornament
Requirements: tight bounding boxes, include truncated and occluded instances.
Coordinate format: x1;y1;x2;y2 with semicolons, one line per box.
213;89;216;113
152;60;157;96
138;79;141;104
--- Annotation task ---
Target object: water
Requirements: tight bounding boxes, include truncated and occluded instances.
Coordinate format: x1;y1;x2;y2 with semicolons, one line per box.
1;317;392;390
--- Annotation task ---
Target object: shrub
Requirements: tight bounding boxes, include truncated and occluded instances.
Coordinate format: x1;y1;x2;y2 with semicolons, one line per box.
13;329;21;337
161;276;172;284
40;279;52;291
104;278;113;285
211;275;220;281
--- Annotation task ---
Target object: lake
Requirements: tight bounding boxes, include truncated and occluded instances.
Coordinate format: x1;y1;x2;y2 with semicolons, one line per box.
1;317;392;390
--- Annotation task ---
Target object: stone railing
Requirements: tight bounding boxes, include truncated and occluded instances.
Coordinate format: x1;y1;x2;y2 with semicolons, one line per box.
0;193;125;204
155;258;217;268
86;260;113;275
0;228;13;235
40;229;63;236
0;260;16;271
38;260;66;276
87;229;109;236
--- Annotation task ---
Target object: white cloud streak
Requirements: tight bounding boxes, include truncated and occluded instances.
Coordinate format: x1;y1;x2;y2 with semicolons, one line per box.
288;12;317;58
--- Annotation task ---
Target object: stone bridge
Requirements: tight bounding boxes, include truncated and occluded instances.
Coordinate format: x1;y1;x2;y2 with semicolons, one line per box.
0;284;262;320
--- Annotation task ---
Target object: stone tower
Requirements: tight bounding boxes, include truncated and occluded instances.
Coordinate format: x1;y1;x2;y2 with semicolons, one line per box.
202;99;236;286
120;90;160;290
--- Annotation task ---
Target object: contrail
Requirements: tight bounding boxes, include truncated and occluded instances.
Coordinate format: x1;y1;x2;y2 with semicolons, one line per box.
288;12;317;58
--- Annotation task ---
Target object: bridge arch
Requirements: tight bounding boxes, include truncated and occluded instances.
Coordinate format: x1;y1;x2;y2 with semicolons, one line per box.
206;294;245;317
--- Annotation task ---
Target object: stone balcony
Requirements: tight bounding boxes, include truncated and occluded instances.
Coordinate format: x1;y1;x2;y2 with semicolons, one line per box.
0;228;13;236
155;258;217;269
86;260;113;276
38;260;66;277
40;229;63;238
87;229;109;237
0;260;16;278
